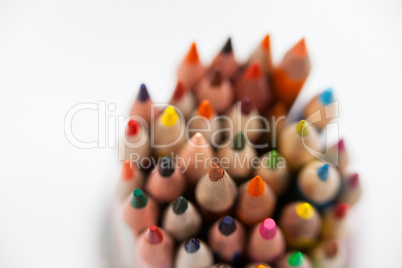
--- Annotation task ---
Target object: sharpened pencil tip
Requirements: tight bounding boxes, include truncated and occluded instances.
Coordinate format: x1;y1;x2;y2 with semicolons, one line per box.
210;69;223;86
173;81;186;100
317;164;330;181
219;216;236;236
288;251;305;266
161;106;178;126
248;176;265;197
145;225;163;244
319;88;334;105
333;203;349;219
231;131;246;151
185;42;200;63
209;163;224;182
259;218;277;240
240;98;252;115
221;37;233;54
245;61;262;80
184;238;200;253
127;119;140;136
296;120;309;136
121;160;135;181
267;149;279;170
198;100;215;119
324;241;339;258
137;84;150;102
260;34;270;51
296;202;314;220
293;38;308;57
173;196;188;215
130;189;147;209
159;156;175;177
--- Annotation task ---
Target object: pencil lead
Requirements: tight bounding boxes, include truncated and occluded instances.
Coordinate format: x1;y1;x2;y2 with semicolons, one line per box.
184;238;200;253
144;225;163;244
173;81;186;100
245;61;262;80
255;265;268;268
324;241;339;258
267;149;279;169
231;131;246;151
296;120;309;136
221;37;233;54
190;132;208;145
210;69;223;86
293;37;308;57
161;106;178;126
121;160;135;181
172;196;188;215
319;88;334;105
209;163;224;182
130;189;148;208
317;164;330;181
159;156;175;177
296;202;314;220
137;84;150;102
260;34;270;51
259;218;277;240
248;175;265;197
288;251;305;266
338;138;345;151
127;119;140;136
240;98;252;115
198;100;215;119
219;216;236;236
333;203;349;219
349;173;359;187
185;42;200;63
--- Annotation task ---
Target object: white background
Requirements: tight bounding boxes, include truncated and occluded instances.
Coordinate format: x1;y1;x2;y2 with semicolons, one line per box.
1;0;401;267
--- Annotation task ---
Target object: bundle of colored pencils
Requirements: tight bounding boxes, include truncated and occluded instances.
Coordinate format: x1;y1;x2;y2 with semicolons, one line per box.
111;35;362;268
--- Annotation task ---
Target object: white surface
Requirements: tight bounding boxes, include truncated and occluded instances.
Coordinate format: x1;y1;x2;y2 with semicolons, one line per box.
1;0;401;267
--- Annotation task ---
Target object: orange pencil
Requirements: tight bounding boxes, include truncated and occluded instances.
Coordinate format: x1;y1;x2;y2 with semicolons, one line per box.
115;160;145;201
136;225;174;268
304;88;337;130
162;196;202;241
177;132;214;184
254;150;289;196
247;34;273;76
169;81;196;120
145;156;186;203
276;251;313;268
245;263;272;268
234;61;271;113
236;176;276;226
195;69;234;114
338;172;362;206
208;216;246;263
210;37;239;79
153;105;186;156
188;100;222;144
247;218;286;263
123;189;159;236
297;161;341;206
224;98;264;143
177;42;205;89
273;38;311;109
121;119;151;162
279;120;320;170
129;84;159;127
195;164;237;216
278;202;322;249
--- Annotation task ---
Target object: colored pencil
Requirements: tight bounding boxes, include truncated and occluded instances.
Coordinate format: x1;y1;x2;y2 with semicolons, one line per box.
254;149;289;196
122;119;151;162
304;88;337;130
234;61;271;113
245;263;272;268
162;196;202;241
236;176;276;225
208;216;246;263
325;138;350;175
129;84;159;127
115;160;144;201
177;132;214;184
195;69;234;114
169;81;196;120
217;131;257;179
123;189;159;236
276;251;312;268
310;240;346;268
321;203;349;240
247;34;273;76
273;38;311;109
177;42;205;89
247;218;286;263
145;156;186;203
175;238;214;268
297;161;341;206
153;105;185;156
278;202;322;249
338;172;362;206
279;120;320;170
195;164;237;215
210;37;239;79
136;225;174;268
